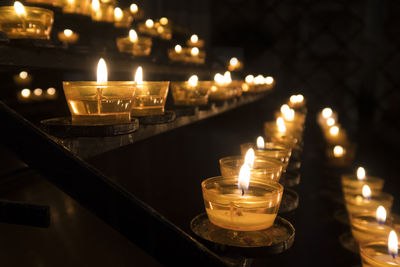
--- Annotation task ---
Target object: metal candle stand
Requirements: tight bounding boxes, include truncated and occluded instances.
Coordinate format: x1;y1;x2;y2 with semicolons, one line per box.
280;170;301;187
135;110;176;125
279;188;299;214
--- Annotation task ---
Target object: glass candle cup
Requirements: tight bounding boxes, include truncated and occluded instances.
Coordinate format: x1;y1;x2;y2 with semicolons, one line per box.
240;142;292;171
209;84;236;101
219;155;284;182
344;192;393;217
62;0;91;16
187;39;204;48
91;2;114;22
264;121;303;142
138;22;172;40
58;30;79;44
131;82;169;117
171;81;211;106
360;241;400;267
201;176;283;231
341;174;384;197
63;81;136;125
350;211;394;245
114;9;132;28
229;81;243;97
26;0;63;7
168;48;187;62
0;6;54;39
116;36;152;56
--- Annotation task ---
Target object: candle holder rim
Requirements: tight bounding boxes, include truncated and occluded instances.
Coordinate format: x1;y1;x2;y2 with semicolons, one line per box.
63;81;170;85
360;241;400;265
219;155;284;168
0;5;54;16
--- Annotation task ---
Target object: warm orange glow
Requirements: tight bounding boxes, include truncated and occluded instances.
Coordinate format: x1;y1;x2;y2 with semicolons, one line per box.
238;164;251;194
214;73;224;85
276;117;286;133
376;206;387;224
388;230;398;257
134;66;143;83
14;1;26;16
129;29;138;42
326;117;335;126
244;148;255;168
322;107;333;119
47;87;56;96
329;126;339;136
190;34;198;43
230;57;238;66
19;71;28;79
191;47;199;56
223;71;232;84
145;19;154;28
97;58;107;83
64;29;73;37
33;88;42;96
256;136;265;150
174;44;182;53
254;75;264;84
362;185;371;199
265;76;274;85
159;17;168;25
21;88;30;98
356;167;366;180
114;7;123;21
92;0;100;12
245;75;254;84
333;145;344;157
188;75;198;87
130;3;138;13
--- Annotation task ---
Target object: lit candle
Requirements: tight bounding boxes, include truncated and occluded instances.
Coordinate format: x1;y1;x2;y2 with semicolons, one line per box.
116;29;152;56
174;44;182;54
326;117;335;126
190;34;198;44
360;231;400;266
341;166;384;197
170;75;212;106
187;34;204;48
191;47;199;56
245;75;254;84
58;29;79;44
333;145;345;157
201;164;283;231
145;19;154;28
114;7;123;21
131;66;170;116
289;94;305;108
329;125;339;136
322;107;333;119
130;3;138;14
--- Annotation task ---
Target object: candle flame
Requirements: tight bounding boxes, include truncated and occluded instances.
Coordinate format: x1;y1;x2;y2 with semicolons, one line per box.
357;167;366;180
134;66;143;83
256;136;265;150
329;126;339;136
92;0;100;11
191;47;199;56
290;94;304;103
223;71;232;84
238;164;251;195
281;104;290;114
97;58;107;83
322;107;333;119
130;3;138;13
276;117;286;133
114;7;123;21
245;75;254;84
333;145;344;157
129;29;138;42
265;76;274;85
64;29;73;37
145;19;154;28
281;104;295;121
230;57;238;66
244;148;255;168
190;34;198;43
68;0;75;4
21;88;30;98
389;230;398;258
14;1;26;16
174;44;182;53
376;206;387;224
362;185;371;199
214;73;224;85
254;75;264;84
297;94;304;102
19;71;28;79
159;17;168;25
188;75;198;87
326;117;335;126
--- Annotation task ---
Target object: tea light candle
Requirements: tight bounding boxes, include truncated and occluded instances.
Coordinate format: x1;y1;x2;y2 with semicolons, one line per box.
63;58;137;125
344;185;393;216
91;0;114;22
62;0;91;16
219;149;284;182
351;206;393;245
341;167;384;196
171;75;212;106
227;57;242;71
289;94;305;108
116;29;152;56
113;7;132;28
131;66;169;117
333;145;345;157
58;29;79;45
360;231;400;267
202;164;283;231
209;72;235;100
187;34;204;48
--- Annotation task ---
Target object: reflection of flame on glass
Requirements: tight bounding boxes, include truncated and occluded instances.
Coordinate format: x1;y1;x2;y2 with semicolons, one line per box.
145;19;154;28
245;75;254;84
322;107;333;119
114;7;123;21
357;167;366;181
129;29;138;43
230;57;238;66
188;75;198;87
97;58;107;82
256;136;265;150
376;205;387;224
388;230;398;258
362;185;371;199
174;45;182;53
130;3;138;14
244;148;255;168
238;164;250;196
14;1;26;16
190;34;198;43
333;145;344;157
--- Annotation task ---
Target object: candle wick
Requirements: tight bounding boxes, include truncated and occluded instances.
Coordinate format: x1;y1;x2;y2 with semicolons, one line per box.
241;188;244;196
391;253;397;259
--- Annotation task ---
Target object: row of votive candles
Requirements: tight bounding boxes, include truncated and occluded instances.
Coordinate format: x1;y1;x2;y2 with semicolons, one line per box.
341;167;399;266
63;58;275;125
201;95;306;231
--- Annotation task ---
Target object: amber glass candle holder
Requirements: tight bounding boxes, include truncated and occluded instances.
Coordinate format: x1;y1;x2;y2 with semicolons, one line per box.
0;6;54;39
219;155;284;182
209;84;236;101
91;3;113;22
116;36;152;56
341;174;384;197
168;48;186;62
62;0;91;16
344;192;393;216
264;121;303;142
201;176;283;231
131;82;169;117
240;142;292;170
350;212;394;245
26;0;63;7
138;22;172;40
114;9;132;28
62;81;136;125
360;241;400;267
58;30;79;44
187;39;204;48
171;81;211;106
229;81;243;97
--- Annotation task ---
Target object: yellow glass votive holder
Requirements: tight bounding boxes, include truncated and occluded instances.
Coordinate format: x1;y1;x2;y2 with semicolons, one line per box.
264;121;303;141
26;0;63;7
219;155;284;182
350;212;394;245
171;81;211;106
344;192;393;216
187;39;204;48
240;142;292;170
229;81;243;97
341;174;384;197
209;84;236;101
114;9;132;28
168;49;187;62
58;29;79;44
0;6;54;39
360;241;400;267
116;37;152;56
201;176;283;231
62;81;136;125
62;0;91;16
131;82;170;117
91;3;113;22
138;22;172;40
